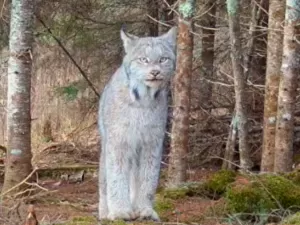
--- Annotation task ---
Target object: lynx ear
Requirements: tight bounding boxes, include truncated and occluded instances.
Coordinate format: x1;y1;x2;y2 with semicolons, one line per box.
160;26;177;49
120;28;138;53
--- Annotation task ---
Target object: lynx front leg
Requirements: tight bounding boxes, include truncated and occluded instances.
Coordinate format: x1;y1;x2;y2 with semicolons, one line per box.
106;140;137;221
134;140;163;221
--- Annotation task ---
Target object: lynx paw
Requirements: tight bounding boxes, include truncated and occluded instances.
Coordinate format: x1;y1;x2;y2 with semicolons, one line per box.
107;208;137;221
99;204;108;220
99;210;109;220
135;207;160;221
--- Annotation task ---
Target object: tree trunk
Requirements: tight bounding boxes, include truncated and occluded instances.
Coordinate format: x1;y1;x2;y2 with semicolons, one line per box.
261;0;285;172
244;0;264;79
2;0;35;194
223;114;238;170
274;0;300;173
200;0;216;109
167;0;194;188
159;0;176;163
158;0;175;34
223;0;263;170
147;0;159;36
227;0;253;171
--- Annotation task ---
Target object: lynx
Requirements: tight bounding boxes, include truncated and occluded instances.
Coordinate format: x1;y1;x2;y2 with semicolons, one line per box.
98;27;177;221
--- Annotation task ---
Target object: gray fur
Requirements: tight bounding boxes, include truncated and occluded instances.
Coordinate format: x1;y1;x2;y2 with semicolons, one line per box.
98;27;177;221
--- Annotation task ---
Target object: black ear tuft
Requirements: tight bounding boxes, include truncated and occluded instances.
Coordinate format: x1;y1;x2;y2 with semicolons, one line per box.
121;24;127;32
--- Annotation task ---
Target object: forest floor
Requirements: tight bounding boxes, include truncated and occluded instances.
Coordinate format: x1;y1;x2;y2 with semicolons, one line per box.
36;168;225;225
0;163;226;225
0;142;299;225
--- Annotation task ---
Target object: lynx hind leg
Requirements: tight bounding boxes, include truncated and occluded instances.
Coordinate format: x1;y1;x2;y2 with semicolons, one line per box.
99;147;109;220
134;142;163;221
105;140;137;221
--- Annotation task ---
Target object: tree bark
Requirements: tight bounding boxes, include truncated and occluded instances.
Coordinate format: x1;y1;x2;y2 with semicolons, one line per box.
223;0;263;170
223;114;238;170
227;0;253;171
167;0;194;187
244;0;264;79
261;0;285;172
159;0;176;163
274;0;300;173
2;0;35;194
147;0;159;36
158;0;176;34
200;1;216;109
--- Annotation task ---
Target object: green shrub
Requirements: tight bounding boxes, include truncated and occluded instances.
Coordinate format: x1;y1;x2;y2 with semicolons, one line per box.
204;170;236;197
226;174;300;215
226;182;275;214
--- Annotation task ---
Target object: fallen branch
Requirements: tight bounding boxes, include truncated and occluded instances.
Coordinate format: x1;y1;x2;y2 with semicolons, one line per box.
0;168;37;197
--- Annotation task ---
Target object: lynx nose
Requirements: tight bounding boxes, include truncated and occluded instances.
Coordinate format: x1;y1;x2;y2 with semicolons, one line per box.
150;70;161;77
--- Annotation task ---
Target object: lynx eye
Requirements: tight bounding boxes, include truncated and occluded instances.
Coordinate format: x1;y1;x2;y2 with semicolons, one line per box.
139;57;149;64
159;57;168;63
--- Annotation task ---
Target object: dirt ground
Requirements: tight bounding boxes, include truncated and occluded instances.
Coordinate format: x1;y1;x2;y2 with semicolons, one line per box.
0;143;226;225
0;168;228;225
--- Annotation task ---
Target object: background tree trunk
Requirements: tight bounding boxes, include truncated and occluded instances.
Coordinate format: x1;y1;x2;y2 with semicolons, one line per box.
2;0;35;194
147;0;159;36
200;0;216;110
261;0;285;172
274;0;300;173
160;0;176;164
223;114;238;170
167;0;195;187
227;0;253;171
158;0;176;34
223;0;263;170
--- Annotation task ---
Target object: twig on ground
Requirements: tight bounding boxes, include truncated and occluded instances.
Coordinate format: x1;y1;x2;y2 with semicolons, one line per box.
0;168;37;197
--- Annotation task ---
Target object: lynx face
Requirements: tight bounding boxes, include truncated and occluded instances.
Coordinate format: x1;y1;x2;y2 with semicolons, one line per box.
121;28;177;89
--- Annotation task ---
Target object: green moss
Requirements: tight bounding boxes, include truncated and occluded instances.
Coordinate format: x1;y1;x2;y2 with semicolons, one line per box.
96;219;132;225
226;0;238;15
259;175;300;209
281;212;300;225
154;194;175;221
154;196;173;212
226;182;275;214
162;187;189;199
55;84;79;101
285;170;300;185
226;174;300;217
161;182;205;199
204;170;236;196
159;170;236;200
178;0;195;19
62;216;97;225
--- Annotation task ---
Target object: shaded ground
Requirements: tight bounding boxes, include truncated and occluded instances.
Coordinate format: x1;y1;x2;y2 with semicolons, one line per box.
0;167;226;225
0;142;230;224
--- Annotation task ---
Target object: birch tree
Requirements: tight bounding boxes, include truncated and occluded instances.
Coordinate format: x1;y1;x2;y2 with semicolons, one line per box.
274;0;300;173
261;0;285;172
167;0;194;187
226;0;253;171
2;0;35;193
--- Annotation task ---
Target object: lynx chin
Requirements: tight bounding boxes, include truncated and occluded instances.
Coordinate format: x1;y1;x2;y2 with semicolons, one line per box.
98;27;177;221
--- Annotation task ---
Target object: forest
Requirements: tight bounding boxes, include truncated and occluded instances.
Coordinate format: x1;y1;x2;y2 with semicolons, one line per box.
1;0;300;224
